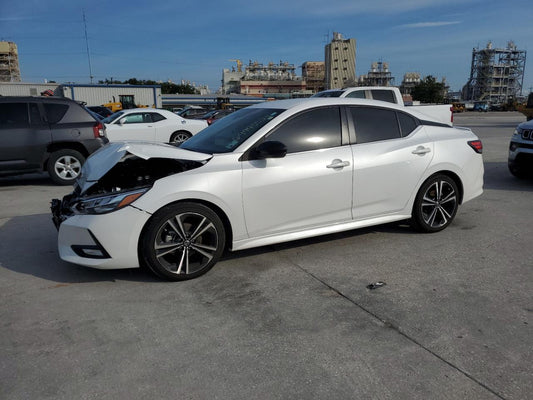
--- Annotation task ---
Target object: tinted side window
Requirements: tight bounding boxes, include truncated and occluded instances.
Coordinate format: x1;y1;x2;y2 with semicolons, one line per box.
350;107;401;144
43;103;68;124
346;91;365;99
151;113;166;122
266;107;341;153
398;112;418;136
371;89;396;104
0;103;29;127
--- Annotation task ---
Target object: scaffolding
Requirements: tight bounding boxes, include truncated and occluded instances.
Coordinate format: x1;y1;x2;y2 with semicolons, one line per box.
358;61;394;87
464;41;526;104
0;41;21;82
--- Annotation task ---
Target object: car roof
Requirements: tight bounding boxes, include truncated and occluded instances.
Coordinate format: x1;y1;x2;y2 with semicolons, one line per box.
0;96;75;103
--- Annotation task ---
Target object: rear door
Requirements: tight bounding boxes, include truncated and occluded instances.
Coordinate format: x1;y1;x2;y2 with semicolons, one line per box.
0;101;51;173
348;106;433;219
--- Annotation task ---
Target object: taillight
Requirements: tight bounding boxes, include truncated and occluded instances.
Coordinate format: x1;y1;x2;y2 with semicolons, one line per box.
468;140;483;154
93;122;105;138
450;106;454;124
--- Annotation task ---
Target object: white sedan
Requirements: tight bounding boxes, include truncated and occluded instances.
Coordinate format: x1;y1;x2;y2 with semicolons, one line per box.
52;98;484;281
103;108;207;144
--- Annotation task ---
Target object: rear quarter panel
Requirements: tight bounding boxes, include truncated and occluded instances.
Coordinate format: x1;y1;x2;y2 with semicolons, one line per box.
422;126;484;203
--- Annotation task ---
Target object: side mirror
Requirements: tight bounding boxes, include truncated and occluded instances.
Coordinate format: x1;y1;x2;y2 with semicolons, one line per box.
118;118;126;125
252;141;287;160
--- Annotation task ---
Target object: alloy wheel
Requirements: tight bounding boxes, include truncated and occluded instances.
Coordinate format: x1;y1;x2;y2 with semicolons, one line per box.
154;211;219;276
420;180;457;229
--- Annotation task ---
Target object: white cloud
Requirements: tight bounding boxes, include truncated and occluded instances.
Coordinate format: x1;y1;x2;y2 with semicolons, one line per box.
399;21;462;28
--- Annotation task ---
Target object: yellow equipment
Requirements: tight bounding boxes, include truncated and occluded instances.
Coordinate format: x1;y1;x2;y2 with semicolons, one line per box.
103;95;148;113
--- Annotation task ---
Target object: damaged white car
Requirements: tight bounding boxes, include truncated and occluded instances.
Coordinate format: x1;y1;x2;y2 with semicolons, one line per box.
52;98;484;281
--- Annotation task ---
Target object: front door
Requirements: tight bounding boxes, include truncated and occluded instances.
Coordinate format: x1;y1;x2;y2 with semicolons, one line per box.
242;106;353;238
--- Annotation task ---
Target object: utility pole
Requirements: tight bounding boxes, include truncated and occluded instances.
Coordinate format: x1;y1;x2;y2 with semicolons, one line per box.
83;10;93;84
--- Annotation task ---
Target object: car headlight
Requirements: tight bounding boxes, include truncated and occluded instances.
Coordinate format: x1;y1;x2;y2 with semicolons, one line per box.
73;187;149;214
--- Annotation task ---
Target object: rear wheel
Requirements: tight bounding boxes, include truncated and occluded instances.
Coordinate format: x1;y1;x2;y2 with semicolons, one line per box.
47;149;85;185
169;131;191;145
140;202;225;281
411;174;459;233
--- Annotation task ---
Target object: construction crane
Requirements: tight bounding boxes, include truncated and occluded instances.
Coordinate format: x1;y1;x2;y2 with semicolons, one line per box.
228;59;242;73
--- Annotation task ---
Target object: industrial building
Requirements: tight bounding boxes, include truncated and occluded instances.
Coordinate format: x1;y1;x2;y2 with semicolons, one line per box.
0;82;162;108
358;61;394;87
222;60;308;96
0;41;21;82
324;32;356;89
400;72;421;95
302;62;325;93
239;60;306;96
463;41;527;104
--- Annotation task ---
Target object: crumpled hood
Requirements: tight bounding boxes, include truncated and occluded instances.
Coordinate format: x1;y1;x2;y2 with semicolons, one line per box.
77;141;212;193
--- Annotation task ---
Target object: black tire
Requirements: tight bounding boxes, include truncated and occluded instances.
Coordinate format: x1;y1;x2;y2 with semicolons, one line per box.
47;149;85;185
411;174;459;233
139;202;225;281
508;161;527;178
169;131;192;145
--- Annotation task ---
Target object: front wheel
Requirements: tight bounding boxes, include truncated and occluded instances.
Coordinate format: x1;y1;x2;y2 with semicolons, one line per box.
139;202;225;281
411;174;459;233
508;161;528;178
47;149;85;185
169;131;191;145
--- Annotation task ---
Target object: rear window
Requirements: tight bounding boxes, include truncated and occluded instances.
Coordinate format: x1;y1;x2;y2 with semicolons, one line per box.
43;103;69;124
312;90;344;98
371;89;396;104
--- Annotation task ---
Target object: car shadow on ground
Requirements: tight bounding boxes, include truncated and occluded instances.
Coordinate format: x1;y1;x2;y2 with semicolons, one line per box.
0;213;159;284
0;212;415;284
0;173;55;187
483;162;533;191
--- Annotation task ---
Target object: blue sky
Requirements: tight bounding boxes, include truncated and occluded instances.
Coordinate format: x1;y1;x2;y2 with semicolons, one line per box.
1;0;532;94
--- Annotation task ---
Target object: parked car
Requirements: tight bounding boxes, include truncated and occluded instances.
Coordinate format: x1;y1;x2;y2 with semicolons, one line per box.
87;105;113;118
473;102;489;112
52;98;484;281
198;109;234;125
177;106;208;119
312;86;454;126
508;119;533;178
102;108;208;144
0;96;108;185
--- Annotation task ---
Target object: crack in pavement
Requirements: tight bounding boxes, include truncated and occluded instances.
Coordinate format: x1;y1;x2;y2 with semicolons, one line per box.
286;258;507;400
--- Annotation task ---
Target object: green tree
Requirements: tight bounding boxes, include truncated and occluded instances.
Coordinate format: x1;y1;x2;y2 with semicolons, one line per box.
161;82;199;94
411;76;445;103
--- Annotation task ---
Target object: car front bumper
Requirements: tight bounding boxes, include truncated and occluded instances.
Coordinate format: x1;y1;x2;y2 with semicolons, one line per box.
56;205;151;270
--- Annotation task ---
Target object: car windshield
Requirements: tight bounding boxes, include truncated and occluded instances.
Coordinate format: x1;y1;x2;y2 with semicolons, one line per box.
180;107;285;154
102;111;125;124
312;90;344;98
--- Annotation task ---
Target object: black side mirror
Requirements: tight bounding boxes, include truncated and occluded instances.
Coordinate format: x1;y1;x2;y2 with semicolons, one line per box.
252;141;287;160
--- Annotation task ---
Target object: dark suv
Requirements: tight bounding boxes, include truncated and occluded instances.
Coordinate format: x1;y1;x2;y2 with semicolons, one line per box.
0;96;108;185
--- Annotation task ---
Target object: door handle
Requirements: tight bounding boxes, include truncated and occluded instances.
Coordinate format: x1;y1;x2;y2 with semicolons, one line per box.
412;146;431;155
326;159;350;169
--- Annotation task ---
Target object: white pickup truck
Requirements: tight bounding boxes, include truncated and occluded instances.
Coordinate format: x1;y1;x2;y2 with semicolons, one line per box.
313;86;454;126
